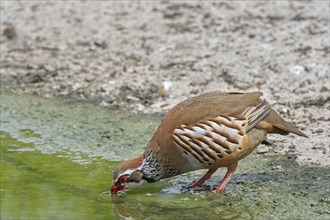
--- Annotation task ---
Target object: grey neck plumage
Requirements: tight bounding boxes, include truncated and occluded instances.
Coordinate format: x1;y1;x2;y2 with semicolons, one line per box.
141;154;182;182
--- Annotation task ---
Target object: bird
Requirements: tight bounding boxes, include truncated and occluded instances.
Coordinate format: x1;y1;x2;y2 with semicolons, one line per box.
111;91;307;195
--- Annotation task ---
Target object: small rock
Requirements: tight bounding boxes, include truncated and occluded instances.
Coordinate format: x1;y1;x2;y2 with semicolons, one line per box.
289;144;296;149
126;95;140;101
320;86;329;92
160;102;169;108
135;103;146;112
278;107;289;115
3;24;16;40
162;81;173;90
27;64;39;70
85;75;95;82
257;145;269;154
99;101;110;106
289;65;305;75
314;128;323;134
272;165;284;171
261;139;273;146
190;89;199;94
94;41;107;49
43;64;55;72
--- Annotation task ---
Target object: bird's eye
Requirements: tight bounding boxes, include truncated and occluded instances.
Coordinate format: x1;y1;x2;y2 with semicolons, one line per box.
119;175;129;183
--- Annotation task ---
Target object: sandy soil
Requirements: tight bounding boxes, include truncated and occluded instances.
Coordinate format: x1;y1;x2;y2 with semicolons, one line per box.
0;1;329;166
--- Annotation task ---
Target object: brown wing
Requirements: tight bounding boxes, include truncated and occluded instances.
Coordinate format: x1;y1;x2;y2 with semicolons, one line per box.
172;114;248;165
171;100;272;167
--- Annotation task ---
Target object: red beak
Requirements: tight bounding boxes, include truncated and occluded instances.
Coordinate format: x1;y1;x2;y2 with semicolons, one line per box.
110;182;124;195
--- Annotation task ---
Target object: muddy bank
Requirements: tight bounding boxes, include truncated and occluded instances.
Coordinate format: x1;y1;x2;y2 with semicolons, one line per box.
0;1;329;167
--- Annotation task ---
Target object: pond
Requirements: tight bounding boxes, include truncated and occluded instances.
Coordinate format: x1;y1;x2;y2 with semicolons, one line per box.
1;91;329;219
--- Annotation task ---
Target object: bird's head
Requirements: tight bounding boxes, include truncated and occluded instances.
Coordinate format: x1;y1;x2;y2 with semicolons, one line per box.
111;156;146;195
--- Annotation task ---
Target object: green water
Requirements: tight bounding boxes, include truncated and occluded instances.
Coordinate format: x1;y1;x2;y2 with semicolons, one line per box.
0;91;329;220
1;130;114;219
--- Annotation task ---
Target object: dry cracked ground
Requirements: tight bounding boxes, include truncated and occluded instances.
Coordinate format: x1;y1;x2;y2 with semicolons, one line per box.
0;1;329;166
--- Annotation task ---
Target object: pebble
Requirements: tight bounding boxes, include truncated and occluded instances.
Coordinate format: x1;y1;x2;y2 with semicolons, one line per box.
3;24;16;39
272;166;284;171
256;145;269;154
126;95;140;101
314;128;323;134
320;86;329;92
289;65;305;75
99;101;110;107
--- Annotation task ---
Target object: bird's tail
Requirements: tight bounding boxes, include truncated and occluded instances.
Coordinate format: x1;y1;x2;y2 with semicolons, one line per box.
266;110;308;137
243;100;308;138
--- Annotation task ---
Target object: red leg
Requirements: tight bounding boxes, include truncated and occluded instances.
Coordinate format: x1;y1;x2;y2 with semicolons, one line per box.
212;162;238;194
188;168;218;188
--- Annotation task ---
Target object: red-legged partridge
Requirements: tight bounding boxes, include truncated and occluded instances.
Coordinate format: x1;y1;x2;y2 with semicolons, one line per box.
111;92;307;194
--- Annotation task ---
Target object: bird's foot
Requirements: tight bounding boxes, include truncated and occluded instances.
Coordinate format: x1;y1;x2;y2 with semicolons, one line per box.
211;187;225;194
187;168;218;189
211;162;238;194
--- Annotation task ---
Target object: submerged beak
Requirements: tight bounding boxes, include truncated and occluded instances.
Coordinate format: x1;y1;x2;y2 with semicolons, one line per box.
111;182;124;195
